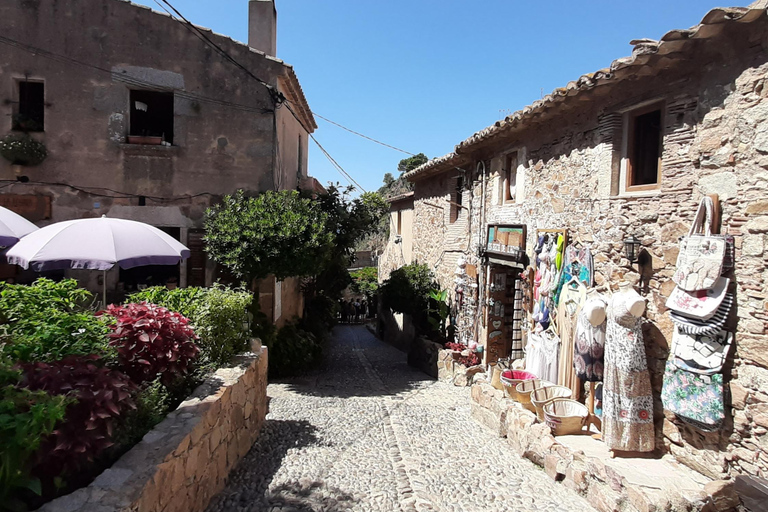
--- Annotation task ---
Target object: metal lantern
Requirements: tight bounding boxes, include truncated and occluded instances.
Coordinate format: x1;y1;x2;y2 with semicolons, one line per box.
623;235;642;263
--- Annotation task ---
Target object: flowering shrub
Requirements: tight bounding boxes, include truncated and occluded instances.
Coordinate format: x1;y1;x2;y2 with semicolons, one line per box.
127;285;252;366
103;303;200;384
0;132;47;166
20;355;136;477
444;342;481;367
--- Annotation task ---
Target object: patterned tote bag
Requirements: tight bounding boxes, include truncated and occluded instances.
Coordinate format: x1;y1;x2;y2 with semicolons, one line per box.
661;359;724;431
673;197;726;292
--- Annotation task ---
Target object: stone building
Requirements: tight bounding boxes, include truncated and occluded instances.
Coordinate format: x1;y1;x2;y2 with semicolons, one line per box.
0;0;317;323
377;192;416;350
400;3;768;480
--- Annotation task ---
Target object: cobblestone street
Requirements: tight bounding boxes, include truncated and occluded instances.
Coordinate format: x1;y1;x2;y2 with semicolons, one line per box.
207;325;593;512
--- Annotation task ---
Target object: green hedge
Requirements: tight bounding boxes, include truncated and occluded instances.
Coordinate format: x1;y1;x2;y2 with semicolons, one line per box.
127;285;252;367
0;279;113;363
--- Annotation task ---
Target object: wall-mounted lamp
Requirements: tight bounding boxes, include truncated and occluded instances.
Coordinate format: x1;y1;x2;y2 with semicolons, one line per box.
623;235;642;264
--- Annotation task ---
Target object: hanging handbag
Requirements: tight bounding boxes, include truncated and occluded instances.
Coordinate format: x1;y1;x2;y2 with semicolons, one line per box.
673;197;727;291
661;359;724;431
670;328;734;374
669;291;734;336
666;277;729;320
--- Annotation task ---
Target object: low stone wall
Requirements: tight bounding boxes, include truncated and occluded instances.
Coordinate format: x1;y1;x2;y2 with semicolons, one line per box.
407;336;443;378
470;380;740;512
437;349;483;387
39;348;269;512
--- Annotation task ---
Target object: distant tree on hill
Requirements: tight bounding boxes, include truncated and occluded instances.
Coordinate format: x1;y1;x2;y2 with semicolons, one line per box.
397;153;428;174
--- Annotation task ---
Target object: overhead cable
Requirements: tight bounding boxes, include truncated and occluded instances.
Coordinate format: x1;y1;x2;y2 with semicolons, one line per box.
0;35;273;116
311;112;416;156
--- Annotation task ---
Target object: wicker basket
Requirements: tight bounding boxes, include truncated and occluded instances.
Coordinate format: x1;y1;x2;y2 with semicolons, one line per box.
500;370;536;400
515;379;551;412
543;398;589;436
531;385;573;422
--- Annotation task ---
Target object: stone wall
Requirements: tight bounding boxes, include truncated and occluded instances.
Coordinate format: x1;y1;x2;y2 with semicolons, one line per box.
39;348;269;512
470;379;739;512
409;19;768;478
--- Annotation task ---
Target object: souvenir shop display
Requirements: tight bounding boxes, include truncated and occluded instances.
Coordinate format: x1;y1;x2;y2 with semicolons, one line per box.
662;195;735;432
500;369;536;399
673;196;734;291
543;398;590;436
574;291;607;382
602;282;655;453
557;277;587;400
531;385;572;422
483;226;527;364
524;328;560;383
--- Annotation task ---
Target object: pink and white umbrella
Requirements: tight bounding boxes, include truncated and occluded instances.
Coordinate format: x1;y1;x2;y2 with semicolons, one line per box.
6;216;190;300
0;206;38;248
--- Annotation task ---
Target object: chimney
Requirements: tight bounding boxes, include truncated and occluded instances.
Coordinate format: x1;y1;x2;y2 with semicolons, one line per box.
248;0;277;57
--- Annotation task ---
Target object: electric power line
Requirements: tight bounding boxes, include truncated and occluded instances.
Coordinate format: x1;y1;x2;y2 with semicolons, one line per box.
309;134;365;192
311;112;416;156
156;0;279;102
0;179;217;202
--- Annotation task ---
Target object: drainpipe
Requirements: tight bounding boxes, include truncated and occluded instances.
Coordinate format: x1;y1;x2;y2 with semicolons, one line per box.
476;160;487;340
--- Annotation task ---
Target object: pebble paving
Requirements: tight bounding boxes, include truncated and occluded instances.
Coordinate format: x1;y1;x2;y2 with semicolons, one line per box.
207;325;594;512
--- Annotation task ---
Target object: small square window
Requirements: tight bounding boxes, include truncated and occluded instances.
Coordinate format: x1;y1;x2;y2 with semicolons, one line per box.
129;90;174;144
13;81;45;132
626;105;663;190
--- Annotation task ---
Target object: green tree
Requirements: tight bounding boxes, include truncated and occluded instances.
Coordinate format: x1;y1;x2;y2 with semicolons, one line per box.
382;173;395;187
303;185;387;302
379;263;436;331
203;190;332;281
350;267;378;300
397;153;428;174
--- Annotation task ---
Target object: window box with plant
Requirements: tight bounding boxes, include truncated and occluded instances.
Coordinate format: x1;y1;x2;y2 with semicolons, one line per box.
0;132;48;167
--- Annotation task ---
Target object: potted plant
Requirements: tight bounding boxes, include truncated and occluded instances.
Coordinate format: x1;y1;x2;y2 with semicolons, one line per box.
0;132;47;166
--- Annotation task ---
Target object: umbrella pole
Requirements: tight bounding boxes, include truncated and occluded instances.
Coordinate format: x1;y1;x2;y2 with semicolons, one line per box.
102;269;107;307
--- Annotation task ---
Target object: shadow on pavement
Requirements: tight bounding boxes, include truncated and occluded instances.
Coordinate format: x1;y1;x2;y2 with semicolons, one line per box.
206;419;333;511
272;325;435;399
266;481;357;511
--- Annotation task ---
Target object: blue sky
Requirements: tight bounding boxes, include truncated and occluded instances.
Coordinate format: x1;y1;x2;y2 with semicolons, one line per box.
136;0;727;193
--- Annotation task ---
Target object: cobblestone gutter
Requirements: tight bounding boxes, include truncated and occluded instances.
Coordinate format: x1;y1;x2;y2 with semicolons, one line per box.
470;379;741;512
38;348;269;512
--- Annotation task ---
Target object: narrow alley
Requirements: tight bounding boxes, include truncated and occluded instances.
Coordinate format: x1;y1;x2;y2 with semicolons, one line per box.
206;325;593;512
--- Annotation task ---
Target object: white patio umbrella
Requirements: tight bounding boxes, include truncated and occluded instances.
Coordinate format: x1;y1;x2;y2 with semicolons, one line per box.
6;216;190;302
0;206;38;248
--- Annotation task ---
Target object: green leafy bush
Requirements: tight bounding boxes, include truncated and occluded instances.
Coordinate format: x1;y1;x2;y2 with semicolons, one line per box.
20;356;137;478
0;359;70;508
0;133;48;166
103;304;200;385
204;190;332;281
0;279;112;363
265;321;321;378
113;379;172;449
379;263;435;316
127;285;252;366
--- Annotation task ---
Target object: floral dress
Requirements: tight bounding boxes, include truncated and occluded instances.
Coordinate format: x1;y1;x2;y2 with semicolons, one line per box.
573;296;606;382
602;292;655;452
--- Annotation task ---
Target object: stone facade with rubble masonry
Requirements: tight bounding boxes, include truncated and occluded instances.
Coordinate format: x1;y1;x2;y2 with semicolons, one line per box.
39;348;269;512
407;15;768;480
